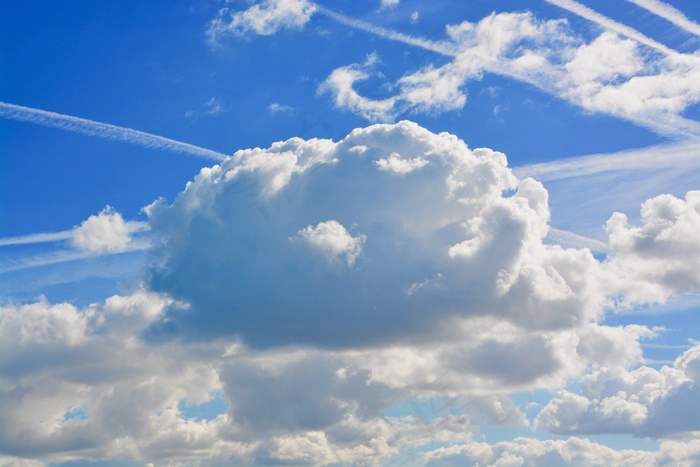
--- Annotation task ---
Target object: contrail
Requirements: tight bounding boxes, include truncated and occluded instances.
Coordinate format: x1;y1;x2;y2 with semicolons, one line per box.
626;0;700;37
315;6;457;57
0;241;151;274
0;230;73;247
0;221;149;247
0;102;229;161
514;140;700;181
316;5;699;139
546;227;607;253
544;0;677;56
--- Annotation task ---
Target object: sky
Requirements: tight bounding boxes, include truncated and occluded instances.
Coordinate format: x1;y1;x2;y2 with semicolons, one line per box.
1;0;700;465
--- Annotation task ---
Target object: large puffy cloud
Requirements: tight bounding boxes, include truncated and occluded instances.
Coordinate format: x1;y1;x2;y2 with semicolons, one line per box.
144;120;618;348
534;344;700;438
0;292;538;466
0;293;232;462
4;121;700;465
143;121;699;350
603;191;700;305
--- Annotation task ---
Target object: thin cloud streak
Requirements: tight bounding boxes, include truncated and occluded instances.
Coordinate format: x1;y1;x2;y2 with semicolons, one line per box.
544;0;677;56
514;140;700;182
626;0;700;37
0;230;73;246
0;240;151;274
546;227;607;253
0;102;229;161
317;7;700;139
315;6;458;57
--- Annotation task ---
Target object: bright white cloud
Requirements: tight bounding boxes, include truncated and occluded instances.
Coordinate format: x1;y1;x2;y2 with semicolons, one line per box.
206;0;317;45
317;53;399;122
535;344;700;437
316;9;700;138
4;122;700;465
603;191;700;305
142;122;700;352
374;152;429;175
292;220;366;266
71;206;147;255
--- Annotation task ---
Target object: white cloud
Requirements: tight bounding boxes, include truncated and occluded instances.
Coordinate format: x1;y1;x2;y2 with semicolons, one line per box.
185;97;226;119
316;9;700;137
268;102;295;114
424;436;700;466
4;122;700;465
603;191;700;305
71;206;147;255
380;0;399;10
534;344;700;437
375;152;429;175
292;220;366;266
317;53;399;122
206;0;317;45
142;121;700;352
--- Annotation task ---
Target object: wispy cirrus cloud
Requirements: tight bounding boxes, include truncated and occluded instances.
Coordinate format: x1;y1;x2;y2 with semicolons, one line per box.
0;102;228;161
514;140;700;182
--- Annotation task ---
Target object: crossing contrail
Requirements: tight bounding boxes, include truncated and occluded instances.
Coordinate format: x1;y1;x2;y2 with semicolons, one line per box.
544;0;677;56
626;0;700;37
0;101;229;161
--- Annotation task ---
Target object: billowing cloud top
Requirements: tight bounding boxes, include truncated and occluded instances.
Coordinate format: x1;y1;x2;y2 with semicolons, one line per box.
144;121;698;349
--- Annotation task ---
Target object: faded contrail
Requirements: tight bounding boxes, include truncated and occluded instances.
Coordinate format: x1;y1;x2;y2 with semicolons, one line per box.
315;6;457;57
0;230;73;247
544;0;677;56
0;102;229;161
626;0;700;37
546;227;608;253
515;140;700;181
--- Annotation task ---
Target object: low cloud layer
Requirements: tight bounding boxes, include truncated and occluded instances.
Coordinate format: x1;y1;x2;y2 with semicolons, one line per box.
3;121;699;465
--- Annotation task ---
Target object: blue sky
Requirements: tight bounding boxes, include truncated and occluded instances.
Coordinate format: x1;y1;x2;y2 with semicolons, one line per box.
1;0;700;465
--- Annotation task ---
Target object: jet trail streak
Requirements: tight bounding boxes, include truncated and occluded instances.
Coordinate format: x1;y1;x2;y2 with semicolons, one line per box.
0;102;228;161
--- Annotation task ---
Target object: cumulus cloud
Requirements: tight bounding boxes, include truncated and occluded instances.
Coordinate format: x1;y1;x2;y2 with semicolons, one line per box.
535;344;700;438
423;436;700;466
206;0;317;45
5;122;700;465
0;293;231;462
142;121;699;350
603;191;700;305
71;206;147;255
146;121;616;348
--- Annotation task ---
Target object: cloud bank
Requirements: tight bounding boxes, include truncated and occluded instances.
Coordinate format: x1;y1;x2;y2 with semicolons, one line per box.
3;121;700;465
